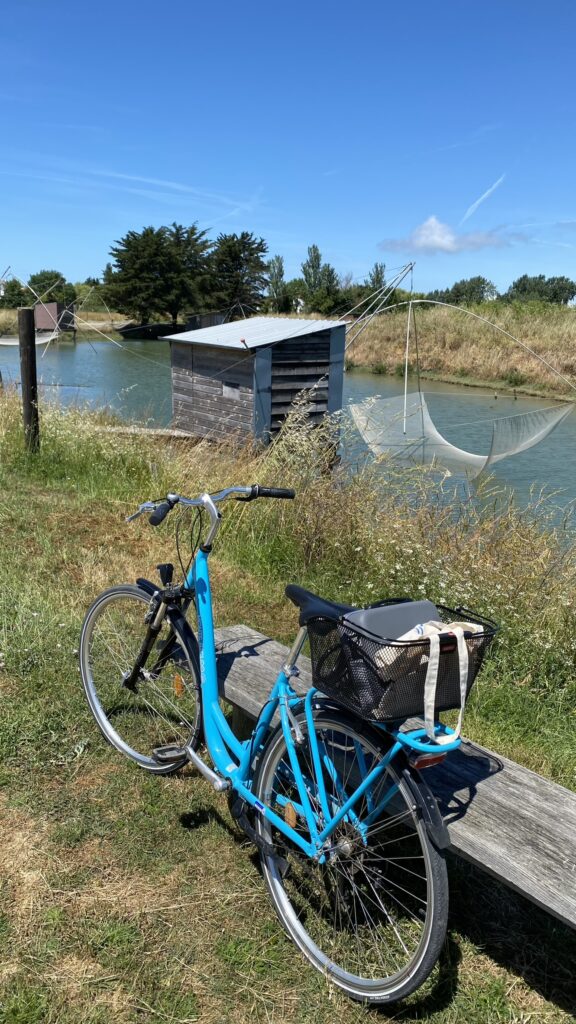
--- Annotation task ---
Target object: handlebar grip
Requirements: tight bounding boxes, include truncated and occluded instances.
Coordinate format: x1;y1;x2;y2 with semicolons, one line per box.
253;485;295;500
149;502;172;526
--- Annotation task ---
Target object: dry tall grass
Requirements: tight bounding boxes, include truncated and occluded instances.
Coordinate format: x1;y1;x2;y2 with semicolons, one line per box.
345;302;576;395
0;309;18;335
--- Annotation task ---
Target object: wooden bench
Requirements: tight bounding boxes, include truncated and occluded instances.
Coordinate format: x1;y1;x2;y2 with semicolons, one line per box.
215;624;576;932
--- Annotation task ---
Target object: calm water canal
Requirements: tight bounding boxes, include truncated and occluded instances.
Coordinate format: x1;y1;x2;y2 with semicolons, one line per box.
1;338;575;514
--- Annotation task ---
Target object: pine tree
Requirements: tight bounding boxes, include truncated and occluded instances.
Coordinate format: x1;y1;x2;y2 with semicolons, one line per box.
208;232;269;315
102;223;210;324
301;245;323;295
301;244;340;313
162;223;211;324
365;262;386;292
267;255;291;312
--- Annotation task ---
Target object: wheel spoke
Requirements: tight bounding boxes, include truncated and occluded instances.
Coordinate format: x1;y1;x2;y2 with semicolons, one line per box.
80;587;200;770
254;712;447;999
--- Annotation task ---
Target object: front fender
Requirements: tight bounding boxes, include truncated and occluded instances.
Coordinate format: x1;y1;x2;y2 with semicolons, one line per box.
166;606;200;670
135;577;158;596
135;578;200;669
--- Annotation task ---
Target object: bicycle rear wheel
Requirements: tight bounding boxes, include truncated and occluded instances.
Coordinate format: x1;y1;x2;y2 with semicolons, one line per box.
80;584;201;773
253;710;448;1003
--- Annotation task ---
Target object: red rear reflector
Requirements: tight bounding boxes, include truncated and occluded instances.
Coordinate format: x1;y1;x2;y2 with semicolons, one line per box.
410;753;447;769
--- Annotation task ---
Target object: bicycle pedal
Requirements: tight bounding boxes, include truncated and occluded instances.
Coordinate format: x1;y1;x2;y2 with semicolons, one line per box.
152;744;186;763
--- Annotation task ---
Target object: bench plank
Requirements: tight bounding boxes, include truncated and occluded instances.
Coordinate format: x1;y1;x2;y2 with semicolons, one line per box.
215;624;576;931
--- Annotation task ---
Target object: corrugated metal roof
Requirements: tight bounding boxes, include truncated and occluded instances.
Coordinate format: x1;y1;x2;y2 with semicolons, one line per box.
166;316;345;350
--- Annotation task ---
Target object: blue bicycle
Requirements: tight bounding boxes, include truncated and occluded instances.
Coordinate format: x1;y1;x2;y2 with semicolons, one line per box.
79;484;495;1003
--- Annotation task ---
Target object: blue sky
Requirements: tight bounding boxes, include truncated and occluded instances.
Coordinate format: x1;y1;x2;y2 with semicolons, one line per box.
1;0;575;294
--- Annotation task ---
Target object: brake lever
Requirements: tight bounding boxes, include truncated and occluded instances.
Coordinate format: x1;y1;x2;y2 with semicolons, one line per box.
125;501;156;523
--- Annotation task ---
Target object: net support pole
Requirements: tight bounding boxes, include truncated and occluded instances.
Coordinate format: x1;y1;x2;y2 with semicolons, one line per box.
403;301;412;434
18;306;40;452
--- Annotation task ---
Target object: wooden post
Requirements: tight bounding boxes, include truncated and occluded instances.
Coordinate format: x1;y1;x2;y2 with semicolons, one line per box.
18;307;40;451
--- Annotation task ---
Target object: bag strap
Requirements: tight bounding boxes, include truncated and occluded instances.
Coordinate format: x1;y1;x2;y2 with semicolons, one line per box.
423;627;468;744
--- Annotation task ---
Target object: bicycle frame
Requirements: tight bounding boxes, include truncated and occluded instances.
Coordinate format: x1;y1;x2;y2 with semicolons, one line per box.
186;547;461;862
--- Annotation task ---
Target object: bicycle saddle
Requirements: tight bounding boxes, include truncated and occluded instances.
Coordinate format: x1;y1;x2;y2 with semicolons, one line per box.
285;584;354;626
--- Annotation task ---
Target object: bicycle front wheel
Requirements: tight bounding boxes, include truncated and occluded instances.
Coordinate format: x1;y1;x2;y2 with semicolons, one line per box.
80;584;201;773
253;710;448;1003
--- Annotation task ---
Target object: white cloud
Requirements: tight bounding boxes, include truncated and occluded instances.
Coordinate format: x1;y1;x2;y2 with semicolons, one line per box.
381;216;512;254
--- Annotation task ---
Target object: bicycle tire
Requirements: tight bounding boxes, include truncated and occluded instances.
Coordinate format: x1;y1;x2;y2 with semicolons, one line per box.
80;584;202;773
253;708;448;1003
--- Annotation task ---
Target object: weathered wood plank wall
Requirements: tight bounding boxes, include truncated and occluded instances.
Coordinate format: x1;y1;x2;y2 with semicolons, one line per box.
270;333;331;433
172;343;254;440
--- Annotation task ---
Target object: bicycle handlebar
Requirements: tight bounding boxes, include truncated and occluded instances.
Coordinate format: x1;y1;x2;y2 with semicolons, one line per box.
148;500;175;526
125;484;296;530
239;485;296;502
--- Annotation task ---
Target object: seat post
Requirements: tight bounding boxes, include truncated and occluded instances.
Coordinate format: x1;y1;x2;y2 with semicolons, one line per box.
283;626;308;674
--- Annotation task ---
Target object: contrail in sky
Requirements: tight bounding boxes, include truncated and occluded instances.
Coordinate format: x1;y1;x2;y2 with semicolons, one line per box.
460;173;505;225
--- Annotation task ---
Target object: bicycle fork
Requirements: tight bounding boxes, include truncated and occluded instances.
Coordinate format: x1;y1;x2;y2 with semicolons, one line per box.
122;593;168;691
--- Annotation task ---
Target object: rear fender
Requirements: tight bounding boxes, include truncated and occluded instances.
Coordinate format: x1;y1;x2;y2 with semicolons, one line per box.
401;764;451;851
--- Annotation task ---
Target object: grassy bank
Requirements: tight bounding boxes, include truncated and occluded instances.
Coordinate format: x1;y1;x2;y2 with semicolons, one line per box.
345;302;576;397
4;302;576;398
0;393;575;1022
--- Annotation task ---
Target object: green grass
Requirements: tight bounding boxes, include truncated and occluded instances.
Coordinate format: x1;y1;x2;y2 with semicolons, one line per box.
0;392;575;1022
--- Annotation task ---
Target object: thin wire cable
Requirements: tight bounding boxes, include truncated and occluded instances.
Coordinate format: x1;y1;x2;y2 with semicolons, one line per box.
12;272;171;366
339;277;401;321
176;507;203;582
344;263;415;332
71;312;174;369
74;285;94;317
345;265;415;350
345;269;414;348
422;404;569;430
342;284;394;331
381;299;576;394
13;275;99;356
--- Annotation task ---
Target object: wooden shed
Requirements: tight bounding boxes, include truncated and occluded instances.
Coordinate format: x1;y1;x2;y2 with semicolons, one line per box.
166;316;346;441
34;301;75;333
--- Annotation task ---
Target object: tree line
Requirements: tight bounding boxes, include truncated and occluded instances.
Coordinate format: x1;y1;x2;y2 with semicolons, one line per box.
2;223;575;322
426;274;576;306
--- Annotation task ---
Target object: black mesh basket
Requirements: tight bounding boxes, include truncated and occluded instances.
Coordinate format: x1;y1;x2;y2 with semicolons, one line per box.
307;602;497;723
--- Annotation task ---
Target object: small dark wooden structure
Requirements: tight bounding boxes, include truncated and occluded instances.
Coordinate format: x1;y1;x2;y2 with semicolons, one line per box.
166;316;346;441
34;301;75;333
117;313;226;341
183;312;226;331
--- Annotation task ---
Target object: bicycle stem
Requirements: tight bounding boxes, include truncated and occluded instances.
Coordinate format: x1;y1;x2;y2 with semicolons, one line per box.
199;493;222;550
